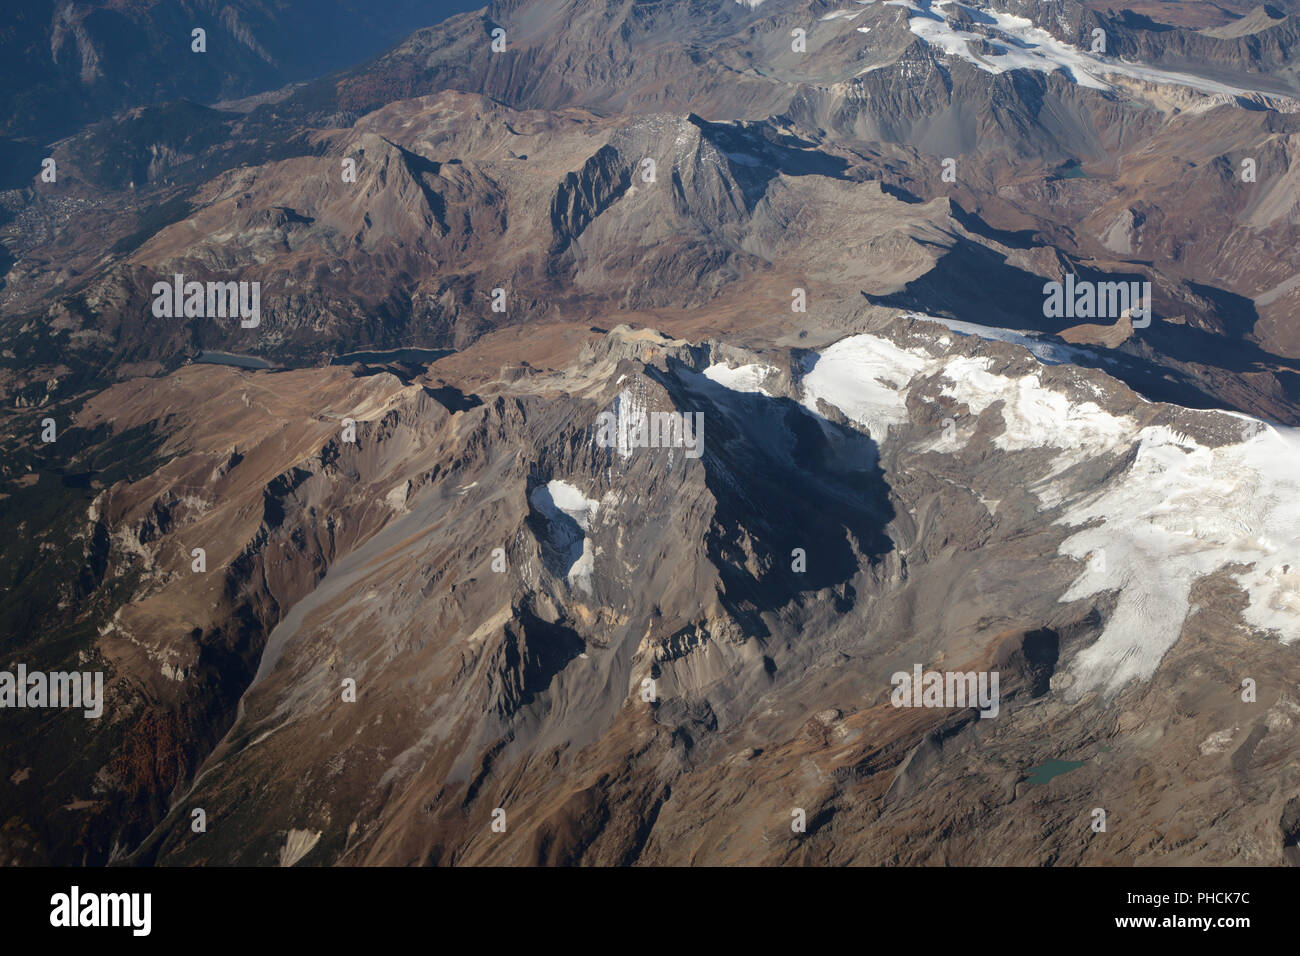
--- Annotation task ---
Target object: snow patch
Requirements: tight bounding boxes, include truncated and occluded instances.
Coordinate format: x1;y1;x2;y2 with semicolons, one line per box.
704;362;778;395
538;480;599;528
801;331;1300;695
801;335;929;440
385;481;410;512
530;480;600;592
909;313;1089;366
1059;421;1300;693
279;829;322;867
890;0;1279;98
939;357;1132;463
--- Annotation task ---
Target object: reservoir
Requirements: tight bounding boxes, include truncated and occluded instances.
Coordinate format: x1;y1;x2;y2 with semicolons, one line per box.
1024;758;1086;785
330;347;454;366
195;351;276;369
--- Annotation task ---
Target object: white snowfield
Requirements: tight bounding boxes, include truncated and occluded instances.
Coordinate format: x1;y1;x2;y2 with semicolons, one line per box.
936;353;1300;692
703;362;779;395
911;313;1089;366
703;329;1300;694
535;480;600;530
1058;422;1300;691
938;355;1132;473
881;0;1283;100
530;480;601;592
800;334;929;439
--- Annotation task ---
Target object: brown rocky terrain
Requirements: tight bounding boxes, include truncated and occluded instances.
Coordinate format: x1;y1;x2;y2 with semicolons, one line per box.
4;317;1300;865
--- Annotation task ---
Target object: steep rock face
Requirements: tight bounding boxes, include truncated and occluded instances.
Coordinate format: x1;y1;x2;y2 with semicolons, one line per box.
804;49;1152;162
549;144;633;255
321;0;784;121
0;99;917;362
981;0;1298;84
1111;7;1299;80
0;363;428;863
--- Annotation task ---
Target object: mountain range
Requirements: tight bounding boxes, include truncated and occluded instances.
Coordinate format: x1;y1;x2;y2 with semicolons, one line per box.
0;0;1298;866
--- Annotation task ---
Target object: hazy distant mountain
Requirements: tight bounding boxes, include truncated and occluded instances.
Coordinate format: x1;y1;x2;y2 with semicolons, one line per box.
0;0;482;173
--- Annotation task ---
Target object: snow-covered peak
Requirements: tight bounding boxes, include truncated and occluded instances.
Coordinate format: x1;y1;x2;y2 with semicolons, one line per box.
881;0;1287;100
701;322;1300;696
